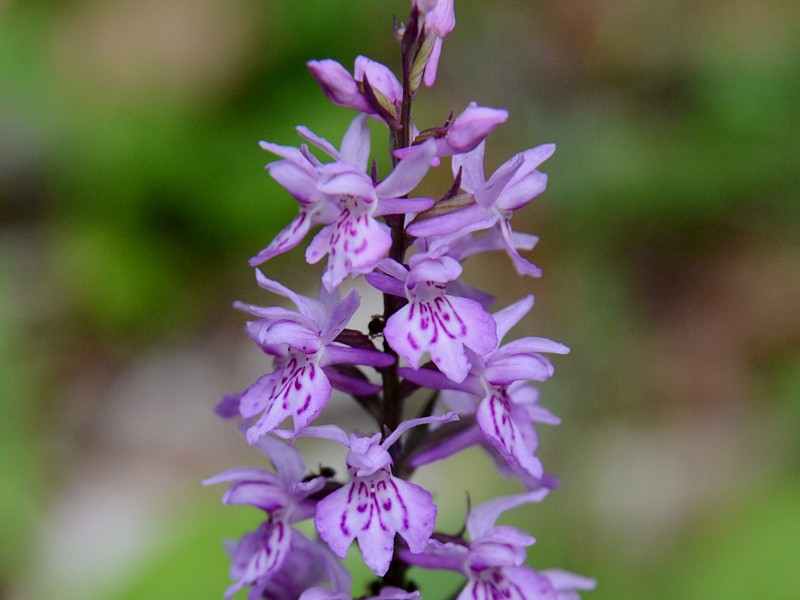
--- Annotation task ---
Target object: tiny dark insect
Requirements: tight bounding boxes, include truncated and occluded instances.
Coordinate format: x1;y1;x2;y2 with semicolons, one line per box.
368;314;385;338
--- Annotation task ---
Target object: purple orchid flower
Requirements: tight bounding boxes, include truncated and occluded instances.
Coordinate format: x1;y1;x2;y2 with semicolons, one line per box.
252;115;435;282
394;102;508;164
278;412;458;576
248;532;352;600
399;295;568;480
414;0;456;87
203;437;347;599
307;56;403;115
230;272;394;444
304;132;438;291
366;253;498;383
402;491;595;600
250;115;369;267
407;140;555;276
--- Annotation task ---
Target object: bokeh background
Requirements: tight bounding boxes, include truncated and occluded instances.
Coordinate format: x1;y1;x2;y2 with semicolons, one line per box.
2;0;799;598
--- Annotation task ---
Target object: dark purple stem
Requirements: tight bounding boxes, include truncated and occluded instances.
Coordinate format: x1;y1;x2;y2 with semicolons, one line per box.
379;7;421;592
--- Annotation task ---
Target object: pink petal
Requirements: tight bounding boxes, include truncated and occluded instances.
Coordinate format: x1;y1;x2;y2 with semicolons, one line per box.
492;295;534;343
354;55;403;104
476;392;543;481
306;59;371;113
339;113;371;172
319;214;392;291
244;360;331;443
452;139;486;193
249;212;311;266
375;139;437;199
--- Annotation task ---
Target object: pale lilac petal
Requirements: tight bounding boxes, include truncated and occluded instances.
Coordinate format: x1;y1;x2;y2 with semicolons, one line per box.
254;435;307;484
476;392;544;481
265;160;318;203
244;521;292;586
401;538;468;572
423;0;455;36
383;304;429;370
236;303;315;331
407;255;462;286
381;411;459;449
444;104;508;155
314;482;360;557
365;271;405;297
324;367;382;396
408;421;484;468
493;295;534;343
245;359;332;443
397;366;482;395
518;143;557;174
317;165;377;200
296;124;343;160
406;204;494;239
307;59;372;113
467;540;527;573
249;212;312;266
540;569;597;600
504;566;559;600
497;337;570;357
447;296;499;357
475;153;524;208
500;219;542;277
507;384;561;426
375;257;409;281
375;139;437;199
422;35;443;87
446;277;494;309
282;423;349;447
257;321;321;354
452;139;486;193
482;525;537;550
426;296;493;382
202;467;279;488
319;288;361;343
385;477;437;553
239;372;280;419
374;196;435;216
466;489;549;541
215;393;241;419
499;169;549;211
323;345;395;368
221;482;289;511
484;354;555;386
339;113;371;171
259;140;311;164
443;229;536;262
354;55;403;105
355;508;396;575
299;587;350;600
255;270;327;325
318;214;392;291
441;388;482;413
306;223;335;264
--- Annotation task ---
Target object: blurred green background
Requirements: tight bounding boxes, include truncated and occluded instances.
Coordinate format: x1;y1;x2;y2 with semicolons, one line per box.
2;0;799;598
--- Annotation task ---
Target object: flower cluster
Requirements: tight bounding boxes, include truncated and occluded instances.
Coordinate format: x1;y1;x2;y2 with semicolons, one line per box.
206;2;595;599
